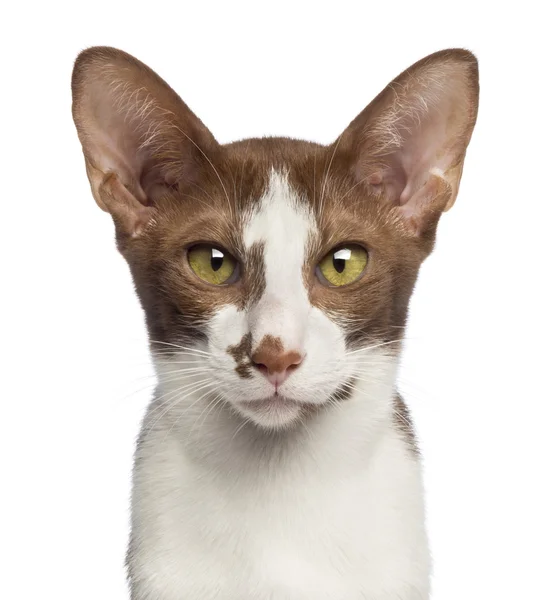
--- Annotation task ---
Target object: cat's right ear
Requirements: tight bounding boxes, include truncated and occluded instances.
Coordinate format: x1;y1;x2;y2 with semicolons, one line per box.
71;46;218;238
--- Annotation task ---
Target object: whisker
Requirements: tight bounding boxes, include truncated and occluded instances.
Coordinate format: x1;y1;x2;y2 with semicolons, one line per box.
145;378;215;425
152;373;212;388
232;414;253;441
313;148;318;212
392;408;412;429
116;380;159;404
319;134;342;217
147;379;214;421
154;359;209;366
171;124;234;219
155;367;211;377
149;340;212;356
239;139;251;201
188;392;226;441
162;388;222;443
145;380;218;434
345;339;403;355
130;367;208;385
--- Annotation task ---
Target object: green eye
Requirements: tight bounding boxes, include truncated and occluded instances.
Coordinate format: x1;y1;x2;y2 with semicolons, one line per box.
317;244;368;286
188;244;238;285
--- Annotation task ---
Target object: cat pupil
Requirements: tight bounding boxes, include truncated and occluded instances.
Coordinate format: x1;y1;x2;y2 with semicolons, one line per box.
210;248;224;272
332;248;351;273
333;257;346;273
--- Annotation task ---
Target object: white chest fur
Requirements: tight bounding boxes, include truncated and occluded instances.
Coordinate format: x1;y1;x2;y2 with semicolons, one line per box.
128;383;430;600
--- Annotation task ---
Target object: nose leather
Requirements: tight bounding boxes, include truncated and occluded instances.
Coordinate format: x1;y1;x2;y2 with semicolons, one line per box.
251;335;303;386
252;349;303;374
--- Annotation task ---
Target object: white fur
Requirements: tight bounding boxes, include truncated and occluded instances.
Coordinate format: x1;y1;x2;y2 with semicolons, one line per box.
129;170;430;599
243;169;316;352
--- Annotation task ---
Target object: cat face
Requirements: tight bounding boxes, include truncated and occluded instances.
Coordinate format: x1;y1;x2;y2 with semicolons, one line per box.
123;153;426;429
72;47;478;429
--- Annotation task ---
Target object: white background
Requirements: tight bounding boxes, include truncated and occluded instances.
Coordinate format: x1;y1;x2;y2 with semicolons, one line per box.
1;1;542;598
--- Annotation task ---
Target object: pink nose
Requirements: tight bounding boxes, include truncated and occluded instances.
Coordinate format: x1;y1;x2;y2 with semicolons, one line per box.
251;346;303;388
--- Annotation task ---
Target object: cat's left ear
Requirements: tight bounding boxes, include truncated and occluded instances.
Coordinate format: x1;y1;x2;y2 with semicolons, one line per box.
336;49;479;235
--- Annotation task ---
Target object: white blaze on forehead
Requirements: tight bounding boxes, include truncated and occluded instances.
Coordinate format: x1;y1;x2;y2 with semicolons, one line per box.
243;169;317;350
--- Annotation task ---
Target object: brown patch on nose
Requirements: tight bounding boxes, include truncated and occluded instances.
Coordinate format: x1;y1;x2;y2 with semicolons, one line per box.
227;333;253;379
251;335;303;374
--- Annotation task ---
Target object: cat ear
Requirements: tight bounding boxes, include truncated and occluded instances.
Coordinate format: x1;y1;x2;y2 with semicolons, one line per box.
71;46;218;237
336;49;479;235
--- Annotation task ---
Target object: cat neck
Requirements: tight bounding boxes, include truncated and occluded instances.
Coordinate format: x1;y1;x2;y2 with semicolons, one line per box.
146;362;400;475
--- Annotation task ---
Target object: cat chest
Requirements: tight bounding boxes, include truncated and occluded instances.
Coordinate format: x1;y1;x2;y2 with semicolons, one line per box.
131;425;428;598
135;468;418;598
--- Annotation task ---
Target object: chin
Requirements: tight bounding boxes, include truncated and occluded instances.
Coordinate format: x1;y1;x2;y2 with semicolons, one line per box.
234;394;309;430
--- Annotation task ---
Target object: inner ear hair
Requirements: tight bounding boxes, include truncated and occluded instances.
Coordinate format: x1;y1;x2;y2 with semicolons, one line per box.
71;46;219;237
336;49;479;236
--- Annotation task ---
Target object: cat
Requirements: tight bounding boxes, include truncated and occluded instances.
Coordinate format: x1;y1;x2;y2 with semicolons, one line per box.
72;46;478;599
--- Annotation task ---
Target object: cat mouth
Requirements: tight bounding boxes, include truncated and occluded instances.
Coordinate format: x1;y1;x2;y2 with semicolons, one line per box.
237;393;307;427
239;393;299;411
235;381;353;429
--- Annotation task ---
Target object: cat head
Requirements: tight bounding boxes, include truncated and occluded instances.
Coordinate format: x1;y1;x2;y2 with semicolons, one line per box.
72;47;478;430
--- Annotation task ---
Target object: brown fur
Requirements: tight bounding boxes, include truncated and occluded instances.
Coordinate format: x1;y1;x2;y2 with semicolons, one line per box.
113;139;429;351
394;394;419;456
227;333;253;379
